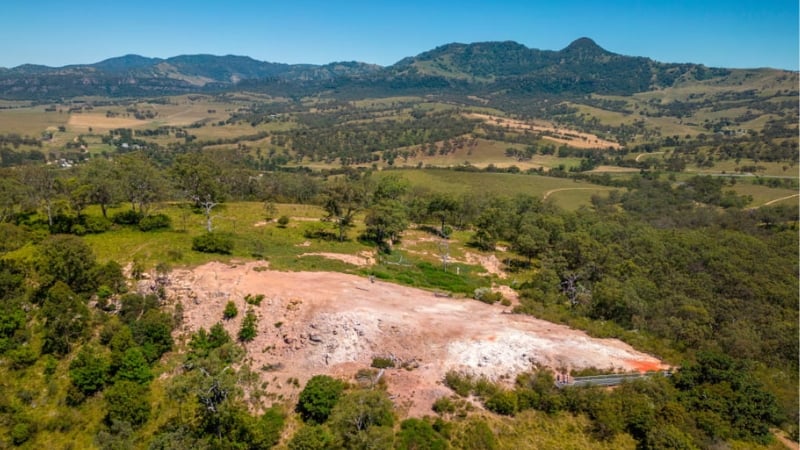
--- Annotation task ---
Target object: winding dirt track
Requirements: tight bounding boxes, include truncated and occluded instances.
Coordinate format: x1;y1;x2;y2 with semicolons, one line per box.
758;193;799;207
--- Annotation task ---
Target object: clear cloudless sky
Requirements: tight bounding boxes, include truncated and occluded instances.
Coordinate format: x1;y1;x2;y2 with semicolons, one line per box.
1;0;797;70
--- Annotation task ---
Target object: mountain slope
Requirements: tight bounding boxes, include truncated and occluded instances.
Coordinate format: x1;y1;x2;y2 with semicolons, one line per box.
0;38;788;100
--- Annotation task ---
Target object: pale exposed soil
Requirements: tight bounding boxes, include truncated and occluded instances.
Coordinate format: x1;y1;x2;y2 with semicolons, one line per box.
463;252;507;279
166;261;667;417
466;113;621;149
299;251;376;267
588;165;640;173
67;113;147;130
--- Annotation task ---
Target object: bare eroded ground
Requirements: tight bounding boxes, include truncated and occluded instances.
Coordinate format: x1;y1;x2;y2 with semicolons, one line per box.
465;113;622;149
169;261;665;416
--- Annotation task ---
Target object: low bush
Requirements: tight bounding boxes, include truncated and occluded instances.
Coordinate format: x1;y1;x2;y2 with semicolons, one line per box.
223;301;238;319
474;287;504;304
83;215;112;233
138;214;171;231
277;215;290;228
245;294;265;306
484;390;518;416
192;232;234;254
112;210;143;225
444;371;474;397
371;356;395;369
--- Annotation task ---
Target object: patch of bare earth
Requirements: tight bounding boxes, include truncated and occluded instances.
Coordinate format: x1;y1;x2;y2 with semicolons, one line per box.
67;114;148;130
299;252;376;267
465;113;621;149
168;261;666;417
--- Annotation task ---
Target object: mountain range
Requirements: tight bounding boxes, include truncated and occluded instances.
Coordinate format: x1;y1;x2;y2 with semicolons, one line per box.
0;38;785;100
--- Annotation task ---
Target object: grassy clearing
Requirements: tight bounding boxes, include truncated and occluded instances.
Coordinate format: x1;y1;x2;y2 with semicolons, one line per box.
0;107;69;135
82;202;367;271
728;184;800;206
367;254;486;295
684;159;797;177
386;170;609;210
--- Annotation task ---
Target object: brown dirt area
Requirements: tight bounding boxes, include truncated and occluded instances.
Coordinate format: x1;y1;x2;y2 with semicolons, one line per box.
67;113;148;130
166;261;666;417
466;113;621;149
299;252;376;267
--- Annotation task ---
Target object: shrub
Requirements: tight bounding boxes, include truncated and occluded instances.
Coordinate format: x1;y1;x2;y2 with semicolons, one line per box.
112;210;143;225
245;294;265;306
444;371;474;397
474;287;503;304
371;356;395;369
115;347;153;384
396;418;447;450
223;301;238;319
69;345;110;395
473;377;500;398
296;375;345;424
83;215;112;233
11;422;32;445
138;214;171;231
289;424;335;450
432;397;457;415
192;232;234;254
104;380;150;427
238;309;258;342
484;390;518;416
277;215;290;228
8;346;38;369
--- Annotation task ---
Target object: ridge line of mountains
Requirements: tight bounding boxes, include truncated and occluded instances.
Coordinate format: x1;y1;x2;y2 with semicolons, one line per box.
0;38;792;100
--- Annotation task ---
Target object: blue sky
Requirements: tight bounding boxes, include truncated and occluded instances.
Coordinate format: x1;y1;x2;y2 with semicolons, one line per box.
1;0;797;70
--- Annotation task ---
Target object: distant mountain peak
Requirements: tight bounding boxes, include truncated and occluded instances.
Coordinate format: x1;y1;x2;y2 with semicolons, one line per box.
562;37;609;56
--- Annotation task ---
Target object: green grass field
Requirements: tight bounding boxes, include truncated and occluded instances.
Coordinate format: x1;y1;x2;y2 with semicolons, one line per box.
385;169;608;209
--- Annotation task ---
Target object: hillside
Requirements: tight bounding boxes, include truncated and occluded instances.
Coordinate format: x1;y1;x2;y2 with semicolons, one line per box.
0;38;793;102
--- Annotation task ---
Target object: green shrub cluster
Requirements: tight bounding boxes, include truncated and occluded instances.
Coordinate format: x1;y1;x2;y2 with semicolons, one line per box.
138;214;171;231
192;232;234;254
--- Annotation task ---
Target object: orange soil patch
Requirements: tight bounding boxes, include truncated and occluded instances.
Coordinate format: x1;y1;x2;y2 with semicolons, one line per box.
165;261;667;416
625;360;665;373
466;113;621;149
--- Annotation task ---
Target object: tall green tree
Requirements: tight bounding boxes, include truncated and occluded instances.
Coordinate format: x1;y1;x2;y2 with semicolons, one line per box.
69;344;110;394
364;199;408;252
297;375;345;424
172;152;227;232
323;177;369;241
81;157;121;219
37;234;97;293
118;154;167;216
21;164;61;226
41;281;90;355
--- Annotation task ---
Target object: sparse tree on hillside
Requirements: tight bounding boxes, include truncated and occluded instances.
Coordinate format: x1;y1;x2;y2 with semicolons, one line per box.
364;199;408;252
118;154;167;216
81;157;121;218
322;177;369;241
21;164;60;227
173;152;227;232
